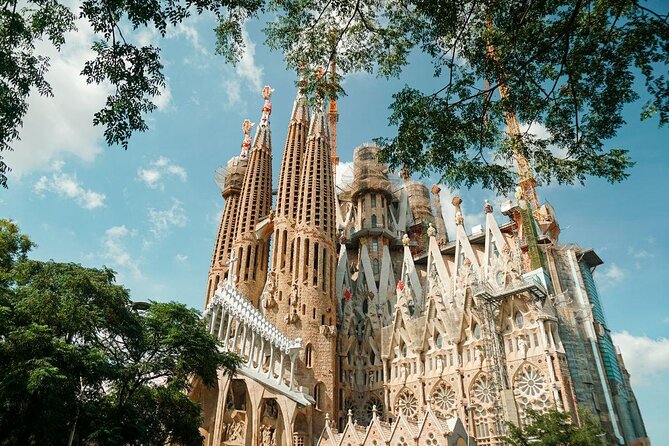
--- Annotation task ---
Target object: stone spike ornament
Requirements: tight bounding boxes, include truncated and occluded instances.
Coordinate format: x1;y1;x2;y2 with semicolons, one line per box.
240;119;254;159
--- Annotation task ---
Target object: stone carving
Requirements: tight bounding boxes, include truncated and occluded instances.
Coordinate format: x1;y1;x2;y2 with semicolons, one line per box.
452;196;464;226
517;336;528;359
222;420;245;443
285;308;300;325
259;424;276;446
427;222;437;238
319;325;337;338
261;271;277;310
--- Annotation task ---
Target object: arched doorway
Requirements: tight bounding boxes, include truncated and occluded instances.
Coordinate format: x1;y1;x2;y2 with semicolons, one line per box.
221;379;251;446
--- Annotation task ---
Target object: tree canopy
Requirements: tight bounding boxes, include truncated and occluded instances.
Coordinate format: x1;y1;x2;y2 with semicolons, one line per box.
503;409;613;446
1;0;668;193
0;219;241;446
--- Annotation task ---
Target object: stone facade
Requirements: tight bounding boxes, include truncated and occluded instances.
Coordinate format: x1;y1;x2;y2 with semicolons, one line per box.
195;85;648;446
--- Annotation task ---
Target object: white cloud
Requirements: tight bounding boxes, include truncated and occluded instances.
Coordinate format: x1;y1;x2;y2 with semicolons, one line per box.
336;161;354;189
34;164;106;209
627;246;654;259
599;263;625;282
612;331;669;385
137;157;187;190
236;26;263;92
221;24;264;108
101;225;142;278
4;19;111;178
174;254;188;262
147;199;188;238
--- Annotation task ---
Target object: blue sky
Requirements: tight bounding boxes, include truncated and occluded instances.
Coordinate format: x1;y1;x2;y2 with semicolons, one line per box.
2;11;668;443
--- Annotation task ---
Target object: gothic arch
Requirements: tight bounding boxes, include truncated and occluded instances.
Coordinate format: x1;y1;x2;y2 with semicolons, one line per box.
430;381;457;418
259;398;285;446
221;379;251;446
394;387;419;418
512;362;552;426
468;373;499;443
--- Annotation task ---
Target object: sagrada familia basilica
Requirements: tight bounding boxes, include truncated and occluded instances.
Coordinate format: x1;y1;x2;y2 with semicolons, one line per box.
191;81;649;446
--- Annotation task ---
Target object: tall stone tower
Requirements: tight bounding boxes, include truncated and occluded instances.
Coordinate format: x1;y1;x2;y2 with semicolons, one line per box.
231;87;274;307
269;85;310;308
205;122;250;305
292;98;338;437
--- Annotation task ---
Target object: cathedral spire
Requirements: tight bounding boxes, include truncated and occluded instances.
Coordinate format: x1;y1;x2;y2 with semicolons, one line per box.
328;61;339;177
205;121;250;306
230;86;274;307
287;70;338;435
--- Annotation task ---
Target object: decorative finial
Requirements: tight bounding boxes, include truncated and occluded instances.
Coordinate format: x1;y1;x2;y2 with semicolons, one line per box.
347;409;353;424
514;186;523;202
431;184;441;195
402;233;410;246
452;196;464;226
401;165;410;182
226;249;239;284
240;119;254;159
372;404;378;420
427;222;437;238
325;412;331;427
483;199;493;214
260;85;273;125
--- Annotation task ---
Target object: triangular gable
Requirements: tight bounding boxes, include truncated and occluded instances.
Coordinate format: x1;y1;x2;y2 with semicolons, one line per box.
387;309;413;359
483;211;507;274
400;242;423;307
426;236;452;298
336;246;353;316
338;414;363;446
453;224;480;279
377;243;397;323
361;413;390;445
359;243;379;296
388;410;418;444
417;407;451;442
316;416;340;446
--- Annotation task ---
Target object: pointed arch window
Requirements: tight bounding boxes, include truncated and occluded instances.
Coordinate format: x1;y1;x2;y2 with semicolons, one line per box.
371;214;378;228
372;239;379;252
305;344;313;368
373;258;380;275
371;194;377;208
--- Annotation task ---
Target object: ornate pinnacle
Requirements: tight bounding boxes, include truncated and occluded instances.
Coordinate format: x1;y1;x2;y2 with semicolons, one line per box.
452;196;464;226
484;199;493;214
260;85;273;125
240;119;254;159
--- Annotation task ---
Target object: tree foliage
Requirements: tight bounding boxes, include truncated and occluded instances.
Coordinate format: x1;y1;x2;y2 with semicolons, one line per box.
503;409;613;446
0;0;263;188
266;0;669;194
0;219;241;446
1;1;667;193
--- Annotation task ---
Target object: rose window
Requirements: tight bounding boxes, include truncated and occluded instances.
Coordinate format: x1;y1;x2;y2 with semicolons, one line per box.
395;390;418;418
472;376;495;405
432;384;456;416
517;366;546;398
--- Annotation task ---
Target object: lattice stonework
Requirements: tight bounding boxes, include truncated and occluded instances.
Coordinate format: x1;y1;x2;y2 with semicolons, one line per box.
395;389;419;418
431;383;457;417
514;363;552;426
472;375;495;406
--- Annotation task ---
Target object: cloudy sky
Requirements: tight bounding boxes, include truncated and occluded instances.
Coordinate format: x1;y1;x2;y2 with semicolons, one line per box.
2;8;668;443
